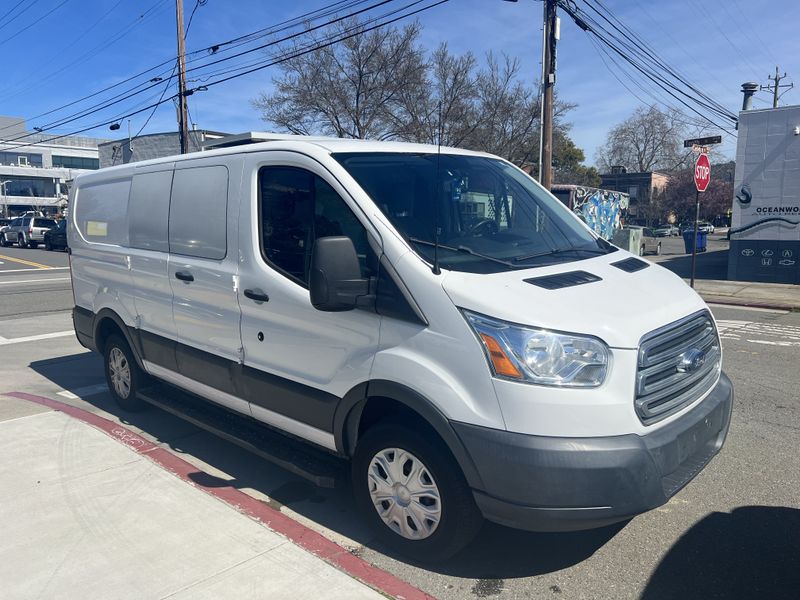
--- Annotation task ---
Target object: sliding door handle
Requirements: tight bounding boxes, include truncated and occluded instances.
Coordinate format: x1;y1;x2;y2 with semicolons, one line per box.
174;271;194;282
244;288;269;302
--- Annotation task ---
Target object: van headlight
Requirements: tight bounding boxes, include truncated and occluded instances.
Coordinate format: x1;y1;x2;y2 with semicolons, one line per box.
463;310;609;387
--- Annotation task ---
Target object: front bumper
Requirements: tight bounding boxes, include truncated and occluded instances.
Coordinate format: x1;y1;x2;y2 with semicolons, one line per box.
453;372;733;532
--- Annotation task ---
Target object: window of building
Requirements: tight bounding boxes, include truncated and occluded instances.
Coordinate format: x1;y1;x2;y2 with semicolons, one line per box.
0;151;43;167
4;176;56;197
51;155;100;170
259;166;371;286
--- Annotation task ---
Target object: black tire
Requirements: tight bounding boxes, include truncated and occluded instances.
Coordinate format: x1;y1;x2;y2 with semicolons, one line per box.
351;422;482;561
0;234;8;247
18;234;28;249
103;334;149;412
29;241;38;249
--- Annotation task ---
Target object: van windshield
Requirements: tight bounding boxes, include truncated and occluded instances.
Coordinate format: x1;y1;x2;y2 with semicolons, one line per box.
333;152;615;273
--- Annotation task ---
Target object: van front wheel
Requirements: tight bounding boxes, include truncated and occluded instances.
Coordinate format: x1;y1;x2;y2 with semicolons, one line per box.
104;335;148;412
351;422;482;561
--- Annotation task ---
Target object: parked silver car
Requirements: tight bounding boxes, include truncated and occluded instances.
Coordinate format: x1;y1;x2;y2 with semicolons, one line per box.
5;216;58;248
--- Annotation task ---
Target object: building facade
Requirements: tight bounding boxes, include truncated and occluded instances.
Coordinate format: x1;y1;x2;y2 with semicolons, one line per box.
599;168;670;225
98;130;227;168
728;105;800;284
0;116;105;216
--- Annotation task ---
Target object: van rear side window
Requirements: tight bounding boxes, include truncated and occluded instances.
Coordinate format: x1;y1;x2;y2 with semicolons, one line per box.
169;166;228;259
75;179;131;245
129;171;172;252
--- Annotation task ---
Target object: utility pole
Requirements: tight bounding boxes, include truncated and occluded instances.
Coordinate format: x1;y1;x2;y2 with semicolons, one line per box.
539;0;558;190
175;0;190;154
761;67;793;109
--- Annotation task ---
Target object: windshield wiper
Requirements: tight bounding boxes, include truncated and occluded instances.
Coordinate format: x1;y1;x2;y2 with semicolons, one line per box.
512;247;609;263
408;238;515;268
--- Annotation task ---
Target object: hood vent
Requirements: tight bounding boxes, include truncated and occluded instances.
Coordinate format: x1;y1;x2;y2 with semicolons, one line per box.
524;270;601;290
612;257;650;273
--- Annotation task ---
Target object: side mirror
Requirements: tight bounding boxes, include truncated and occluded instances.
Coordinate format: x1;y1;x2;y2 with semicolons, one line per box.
310;236;373;311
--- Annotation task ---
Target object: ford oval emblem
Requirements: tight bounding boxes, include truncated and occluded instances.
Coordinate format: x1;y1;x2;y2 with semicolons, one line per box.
677;348;706;373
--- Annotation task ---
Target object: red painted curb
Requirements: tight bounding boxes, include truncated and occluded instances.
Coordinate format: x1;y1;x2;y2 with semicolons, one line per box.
5;391;435;600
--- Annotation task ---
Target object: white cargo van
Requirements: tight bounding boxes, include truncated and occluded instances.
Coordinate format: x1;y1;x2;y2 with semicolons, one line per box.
69;137;732;559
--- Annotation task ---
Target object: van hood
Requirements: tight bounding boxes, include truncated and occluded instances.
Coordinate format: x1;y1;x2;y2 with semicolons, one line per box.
441;252;707;349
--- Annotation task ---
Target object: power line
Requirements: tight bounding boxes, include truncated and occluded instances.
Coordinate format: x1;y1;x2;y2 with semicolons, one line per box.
0;0;375;133
0;0;72;48
4;0;401;142
0;0;171;105
0;0;41;34
579;0;736;121
0;0;27;27
3;0;448;151
560;0;737;134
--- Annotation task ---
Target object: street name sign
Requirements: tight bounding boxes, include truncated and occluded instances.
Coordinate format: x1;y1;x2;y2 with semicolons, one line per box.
694;153;711;192
684;135;722;148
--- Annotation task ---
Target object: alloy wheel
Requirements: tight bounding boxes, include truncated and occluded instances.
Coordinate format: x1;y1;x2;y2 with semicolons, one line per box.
108;347;132;399
367;448;442;540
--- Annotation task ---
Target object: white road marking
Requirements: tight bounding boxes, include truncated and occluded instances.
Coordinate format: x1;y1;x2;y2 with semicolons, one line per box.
716;318;800;346
57;383;108;399
0;266;69;274
0;277;70;285
0;330;74;345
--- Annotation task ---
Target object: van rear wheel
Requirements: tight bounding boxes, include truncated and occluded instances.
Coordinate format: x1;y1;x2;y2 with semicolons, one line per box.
104;335;148;412
351;422;482;561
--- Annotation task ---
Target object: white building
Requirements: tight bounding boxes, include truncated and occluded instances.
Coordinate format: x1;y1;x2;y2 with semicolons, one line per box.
0;115;106;217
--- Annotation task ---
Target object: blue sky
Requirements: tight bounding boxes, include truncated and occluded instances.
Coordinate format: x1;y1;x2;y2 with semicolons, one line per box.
1;0;798;166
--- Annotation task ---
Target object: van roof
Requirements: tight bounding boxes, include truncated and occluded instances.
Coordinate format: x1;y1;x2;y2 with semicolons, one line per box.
78;134;496;183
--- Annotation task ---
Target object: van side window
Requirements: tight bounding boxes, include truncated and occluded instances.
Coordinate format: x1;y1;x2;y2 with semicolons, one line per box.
259;166;371;286
129;171;172;252
169;166;228;259
75;179;131;245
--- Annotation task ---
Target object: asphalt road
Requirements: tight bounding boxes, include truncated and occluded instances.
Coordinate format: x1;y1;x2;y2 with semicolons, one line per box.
1;260;797;600
0;246;72;318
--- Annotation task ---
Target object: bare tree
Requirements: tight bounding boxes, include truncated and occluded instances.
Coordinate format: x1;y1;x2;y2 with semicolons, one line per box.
254;18;592;177
596;106;692;173
252;19;427;140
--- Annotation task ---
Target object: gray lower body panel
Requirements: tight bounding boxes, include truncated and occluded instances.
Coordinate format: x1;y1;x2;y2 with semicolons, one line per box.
454;373;734;532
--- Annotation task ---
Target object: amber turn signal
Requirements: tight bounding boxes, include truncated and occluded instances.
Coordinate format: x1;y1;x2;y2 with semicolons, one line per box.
479;333;523;379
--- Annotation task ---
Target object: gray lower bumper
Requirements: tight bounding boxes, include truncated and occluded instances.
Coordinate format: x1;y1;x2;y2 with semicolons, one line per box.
453;372;734;532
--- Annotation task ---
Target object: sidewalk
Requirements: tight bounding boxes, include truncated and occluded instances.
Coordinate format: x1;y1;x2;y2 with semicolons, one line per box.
688;279;800;311
0;393;430;600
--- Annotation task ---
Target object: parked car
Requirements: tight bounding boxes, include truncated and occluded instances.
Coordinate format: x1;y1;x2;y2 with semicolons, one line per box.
652;224;678;237
7;216;58;248
44;219;68;251
69;136;732;560
697;221;715;234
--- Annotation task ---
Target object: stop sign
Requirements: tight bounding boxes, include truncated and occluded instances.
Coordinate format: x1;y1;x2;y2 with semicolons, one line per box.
694;153;711;192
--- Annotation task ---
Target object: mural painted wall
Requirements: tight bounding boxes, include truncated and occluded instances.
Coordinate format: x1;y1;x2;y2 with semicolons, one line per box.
552;186;629;240
728;106;800;284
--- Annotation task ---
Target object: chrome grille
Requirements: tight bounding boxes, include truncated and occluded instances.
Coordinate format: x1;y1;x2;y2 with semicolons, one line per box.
635;310;721;425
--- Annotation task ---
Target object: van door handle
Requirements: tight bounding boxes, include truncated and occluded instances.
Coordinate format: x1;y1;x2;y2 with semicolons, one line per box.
175;271;194;282
244;288;269;303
